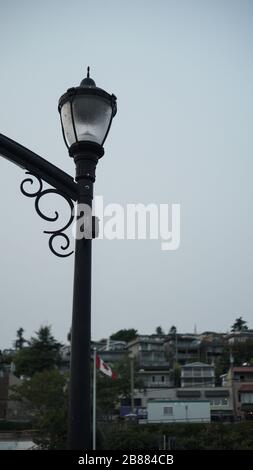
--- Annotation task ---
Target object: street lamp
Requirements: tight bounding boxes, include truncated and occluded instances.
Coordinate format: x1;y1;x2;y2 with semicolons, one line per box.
59;67;116;148
0;68;117;449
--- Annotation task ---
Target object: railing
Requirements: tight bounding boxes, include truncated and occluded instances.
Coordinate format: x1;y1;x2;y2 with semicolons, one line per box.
144;382;171;388
0;429;36;440
182;371;214;378
139;361;169;367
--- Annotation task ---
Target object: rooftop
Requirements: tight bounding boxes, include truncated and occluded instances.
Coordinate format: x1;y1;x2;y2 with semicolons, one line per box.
233;367;253;373
239;384;253;392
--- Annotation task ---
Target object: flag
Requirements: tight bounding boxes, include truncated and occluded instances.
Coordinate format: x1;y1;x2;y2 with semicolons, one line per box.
93;351;116;450
96;354;117;379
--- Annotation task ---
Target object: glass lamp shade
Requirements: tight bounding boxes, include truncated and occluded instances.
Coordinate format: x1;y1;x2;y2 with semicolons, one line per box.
58;74;117;149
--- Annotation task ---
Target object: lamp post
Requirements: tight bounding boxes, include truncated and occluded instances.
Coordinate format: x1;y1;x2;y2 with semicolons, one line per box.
0;68;117;450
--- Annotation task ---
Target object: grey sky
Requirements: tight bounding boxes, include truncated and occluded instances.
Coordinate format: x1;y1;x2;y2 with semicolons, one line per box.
0;0;252;349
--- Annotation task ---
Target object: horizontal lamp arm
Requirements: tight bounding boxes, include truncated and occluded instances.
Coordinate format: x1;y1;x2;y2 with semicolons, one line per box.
0;133;78;201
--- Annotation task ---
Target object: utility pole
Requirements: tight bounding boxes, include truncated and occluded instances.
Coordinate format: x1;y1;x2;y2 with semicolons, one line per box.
129;354;135;413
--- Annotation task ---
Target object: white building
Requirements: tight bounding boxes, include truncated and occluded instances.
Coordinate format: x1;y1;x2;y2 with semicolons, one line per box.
181;362;215;388
147;400;210;423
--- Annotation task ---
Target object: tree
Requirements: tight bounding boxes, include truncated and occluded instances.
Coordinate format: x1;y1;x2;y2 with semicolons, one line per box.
231;340;253;365
155;326;164;335
14;326;62;378
14;327;27;350
95;357;144;420
103;424;158;450
0;349;15;365
102;422;253;450
169;325;177;336
231;317;248;332
215;340;253;385
170;363;181;387
11;369;68;449
110;329;138;343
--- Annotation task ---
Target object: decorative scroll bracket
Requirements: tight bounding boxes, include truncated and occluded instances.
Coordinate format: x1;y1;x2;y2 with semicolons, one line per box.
20;171;75;258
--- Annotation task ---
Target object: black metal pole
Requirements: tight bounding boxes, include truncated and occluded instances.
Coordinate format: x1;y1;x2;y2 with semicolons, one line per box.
68;212;92;449
0;133;78;201
68;142;104;450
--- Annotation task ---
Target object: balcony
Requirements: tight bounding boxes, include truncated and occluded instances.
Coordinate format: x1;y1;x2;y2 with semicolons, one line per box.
139;361;169;369
182;370;214;378
143;381;171;388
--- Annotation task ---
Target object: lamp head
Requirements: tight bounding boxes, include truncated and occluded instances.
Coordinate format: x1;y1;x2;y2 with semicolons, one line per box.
58;67;117;152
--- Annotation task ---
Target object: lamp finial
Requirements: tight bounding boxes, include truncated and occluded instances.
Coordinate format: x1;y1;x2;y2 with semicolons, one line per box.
80;67;96;87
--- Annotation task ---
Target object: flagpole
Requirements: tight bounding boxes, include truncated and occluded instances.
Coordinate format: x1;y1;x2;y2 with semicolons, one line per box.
93;347;96;450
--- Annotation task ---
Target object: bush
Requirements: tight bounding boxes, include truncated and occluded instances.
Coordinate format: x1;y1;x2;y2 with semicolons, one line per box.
0;421;32;431
100;422;253;450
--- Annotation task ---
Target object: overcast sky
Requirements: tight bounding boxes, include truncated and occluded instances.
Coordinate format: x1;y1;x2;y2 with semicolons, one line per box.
0;0;252;349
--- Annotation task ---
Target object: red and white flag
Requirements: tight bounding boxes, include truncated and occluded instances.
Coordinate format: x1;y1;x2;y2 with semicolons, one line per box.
96;354;117;379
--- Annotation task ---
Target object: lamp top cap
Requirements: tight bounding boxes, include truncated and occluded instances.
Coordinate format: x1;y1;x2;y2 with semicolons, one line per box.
80;66;96;88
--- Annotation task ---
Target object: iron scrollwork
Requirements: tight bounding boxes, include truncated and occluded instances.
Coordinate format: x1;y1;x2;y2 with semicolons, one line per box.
20;172;74;258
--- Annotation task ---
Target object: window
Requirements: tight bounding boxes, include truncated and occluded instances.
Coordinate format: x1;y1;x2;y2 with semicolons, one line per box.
183;377;193;383
161;376;165;382
121;398;131;406
153;352;164;360
210;398;229;406
183;371;192;377
163;406;173;416
134;398;142;406
193;368;202;377
240;393;253;404
152;376;156;382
